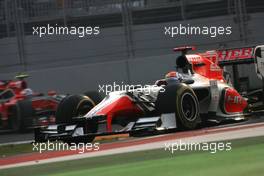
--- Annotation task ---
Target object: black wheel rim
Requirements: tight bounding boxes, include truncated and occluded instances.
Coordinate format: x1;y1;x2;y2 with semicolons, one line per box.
180;93;197;121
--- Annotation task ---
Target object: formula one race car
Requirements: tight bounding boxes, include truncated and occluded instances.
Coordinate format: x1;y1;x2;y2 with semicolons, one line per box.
0;74;65;132
35;45;264;143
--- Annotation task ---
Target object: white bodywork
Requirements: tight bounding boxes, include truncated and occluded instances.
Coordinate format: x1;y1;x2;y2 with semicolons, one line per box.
255;45;264;79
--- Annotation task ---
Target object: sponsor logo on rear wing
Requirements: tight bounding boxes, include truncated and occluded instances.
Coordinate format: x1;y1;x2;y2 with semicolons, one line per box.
202;47;255;66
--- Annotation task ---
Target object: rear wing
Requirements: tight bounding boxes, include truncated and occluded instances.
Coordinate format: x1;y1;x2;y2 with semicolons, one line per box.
200;45;264;93
202;46;255;66
173;45;264;79
203;45;264;78
174;45;256;66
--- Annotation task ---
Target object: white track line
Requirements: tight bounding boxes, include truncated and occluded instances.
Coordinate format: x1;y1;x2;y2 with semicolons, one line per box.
0;140;33;147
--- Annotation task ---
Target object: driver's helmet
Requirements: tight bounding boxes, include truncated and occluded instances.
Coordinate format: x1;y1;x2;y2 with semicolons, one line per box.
21;88;33;96
165;71;177;78
165;71;183;82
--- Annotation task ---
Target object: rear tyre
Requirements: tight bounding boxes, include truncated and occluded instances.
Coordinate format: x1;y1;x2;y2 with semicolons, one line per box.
55;95;97;143
9;106;20;131
175;84;200;130
10;100;34;132
155;84;200;130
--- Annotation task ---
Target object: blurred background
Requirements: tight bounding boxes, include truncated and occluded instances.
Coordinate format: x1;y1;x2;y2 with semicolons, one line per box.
0;0;263;94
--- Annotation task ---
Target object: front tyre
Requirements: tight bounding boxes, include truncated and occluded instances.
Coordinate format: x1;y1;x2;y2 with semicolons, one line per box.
56;95;98;143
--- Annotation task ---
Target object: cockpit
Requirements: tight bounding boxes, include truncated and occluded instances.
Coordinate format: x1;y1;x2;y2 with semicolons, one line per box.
176;55;193;75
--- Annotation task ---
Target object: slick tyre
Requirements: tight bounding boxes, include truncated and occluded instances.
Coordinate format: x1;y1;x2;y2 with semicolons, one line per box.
56;95;95;123
55;94;98;143
83;91;104;105
10;100;34;132
175;84;200;130
155;84;200;130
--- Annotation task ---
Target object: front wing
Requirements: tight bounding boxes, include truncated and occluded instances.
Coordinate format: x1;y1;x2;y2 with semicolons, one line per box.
34;113;177;142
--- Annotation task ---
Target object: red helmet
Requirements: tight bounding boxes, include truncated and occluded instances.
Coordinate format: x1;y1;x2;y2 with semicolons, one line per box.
165;71;177;78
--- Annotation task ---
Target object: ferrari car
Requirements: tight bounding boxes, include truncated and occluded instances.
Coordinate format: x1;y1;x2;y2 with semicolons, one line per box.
35;45;264;143
0;74;65;132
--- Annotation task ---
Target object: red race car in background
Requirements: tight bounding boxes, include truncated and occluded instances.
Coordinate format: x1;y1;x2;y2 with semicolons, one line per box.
34;45;264;144
0;74;65;132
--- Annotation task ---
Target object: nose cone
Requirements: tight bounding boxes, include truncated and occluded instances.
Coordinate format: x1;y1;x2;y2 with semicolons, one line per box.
95;96;142;116
85;93;143;118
